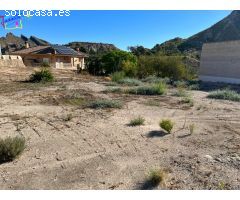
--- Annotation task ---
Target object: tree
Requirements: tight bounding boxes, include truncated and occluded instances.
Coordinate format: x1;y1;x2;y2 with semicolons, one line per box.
128;46;152;56
101;50;137;74
136;55;187;80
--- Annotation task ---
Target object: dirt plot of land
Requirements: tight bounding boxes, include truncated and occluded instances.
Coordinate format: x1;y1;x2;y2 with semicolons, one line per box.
0;67;239;190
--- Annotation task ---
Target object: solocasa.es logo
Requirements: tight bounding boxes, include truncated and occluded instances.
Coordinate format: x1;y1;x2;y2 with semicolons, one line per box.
0;15;23;30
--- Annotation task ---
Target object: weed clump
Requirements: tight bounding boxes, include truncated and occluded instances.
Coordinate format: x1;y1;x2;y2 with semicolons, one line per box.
0;136;25;163
128;82;167;95
189;123;195;135
62;97;86;106
181;95;194;107
148;169;167;187
104;87;122;93
208;89;240;102
87;99;123;109
111;71;125;82
142;76;170;84
159;119;174;134
129;116;145;126
174;87;188;97
117;78;142;86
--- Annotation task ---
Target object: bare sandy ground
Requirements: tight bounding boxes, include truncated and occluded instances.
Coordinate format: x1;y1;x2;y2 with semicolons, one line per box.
0;67;239;190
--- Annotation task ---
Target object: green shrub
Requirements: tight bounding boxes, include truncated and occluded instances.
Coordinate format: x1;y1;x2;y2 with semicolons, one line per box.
129;116;145;126
128;82;167;95
159;119;174;134
87;99;123;109
29;68;54;83
118;78;142;86
207;89;240;102
148;169;167;187
0;136;25;163
111;71;125;82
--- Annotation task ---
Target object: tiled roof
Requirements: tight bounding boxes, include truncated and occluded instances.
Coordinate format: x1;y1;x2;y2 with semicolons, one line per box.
12;45;87;57
12;46;50;54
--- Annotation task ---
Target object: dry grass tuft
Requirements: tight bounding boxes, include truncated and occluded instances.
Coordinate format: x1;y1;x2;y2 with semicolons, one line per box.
0;136;25;164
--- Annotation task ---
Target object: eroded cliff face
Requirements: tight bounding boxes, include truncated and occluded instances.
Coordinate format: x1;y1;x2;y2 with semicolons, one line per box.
67;42;119;55
0;33;49;54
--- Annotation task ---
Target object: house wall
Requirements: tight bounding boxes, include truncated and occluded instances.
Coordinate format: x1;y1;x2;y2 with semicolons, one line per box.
200;40;240;84
16;54;85;70
20;54;55;67
71;57;85;69
0;55;25;68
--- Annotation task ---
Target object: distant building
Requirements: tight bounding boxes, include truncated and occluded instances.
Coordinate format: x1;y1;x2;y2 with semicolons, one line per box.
200;40;240;84
11;43;87;70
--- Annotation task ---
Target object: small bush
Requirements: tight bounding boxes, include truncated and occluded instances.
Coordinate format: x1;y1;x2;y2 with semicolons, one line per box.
160;119;174;134
188;84;200;90
128;82;167;95
189;124;195;135
29;68;54;83
129;116;145;126
0;136;25;163
174;87;188;97
207;89;240;102
148;169;167;187
173;80;187;88
118;78;142;86
87;99;123;109
111;71;125;82
142;76;170;84
181;95;194;107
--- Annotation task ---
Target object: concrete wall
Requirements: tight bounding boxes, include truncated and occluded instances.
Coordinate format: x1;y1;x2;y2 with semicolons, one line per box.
0;55;25;68
200;40;240;84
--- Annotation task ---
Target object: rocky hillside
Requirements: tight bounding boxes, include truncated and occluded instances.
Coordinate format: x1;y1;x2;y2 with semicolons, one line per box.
135;10;240;55
179;10;240;51
67;42;119;55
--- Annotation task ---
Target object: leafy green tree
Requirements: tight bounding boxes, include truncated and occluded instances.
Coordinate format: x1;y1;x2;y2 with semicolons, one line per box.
101;50;137;74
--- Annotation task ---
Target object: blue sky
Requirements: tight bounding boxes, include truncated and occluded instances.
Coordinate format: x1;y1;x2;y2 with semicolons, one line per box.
0;10;231;50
